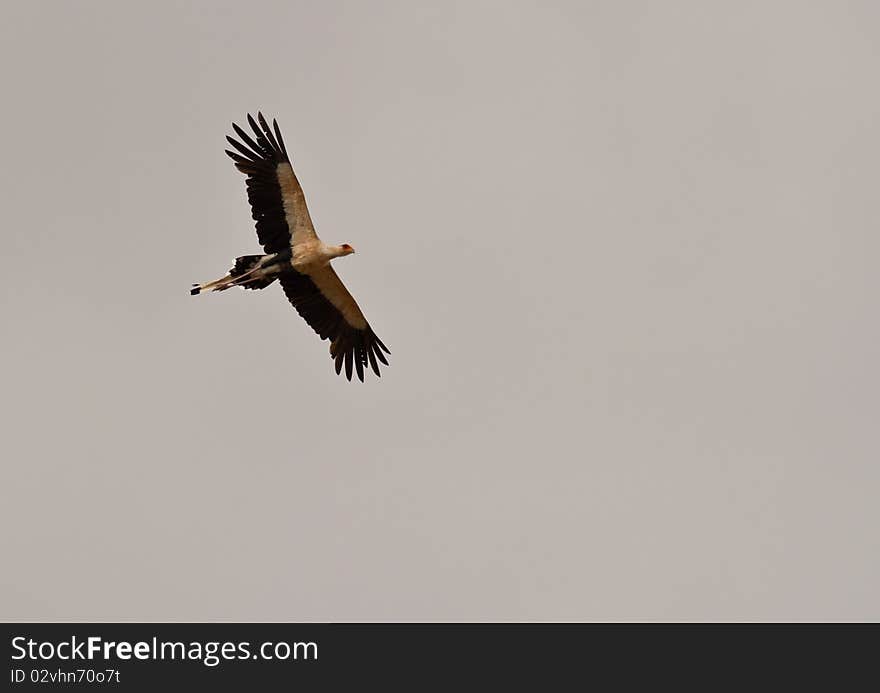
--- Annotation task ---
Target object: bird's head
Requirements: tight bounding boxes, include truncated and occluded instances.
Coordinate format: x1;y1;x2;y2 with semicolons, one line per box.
337;243;355;257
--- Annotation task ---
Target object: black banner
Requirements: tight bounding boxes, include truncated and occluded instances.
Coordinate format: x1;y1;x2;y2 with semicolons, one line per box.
1;623;876;689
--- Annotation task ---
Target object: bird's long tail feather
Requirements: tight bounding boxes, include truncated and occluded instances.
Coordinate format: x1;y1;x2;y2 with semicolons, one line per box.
190;255;276;295
190;275;238;295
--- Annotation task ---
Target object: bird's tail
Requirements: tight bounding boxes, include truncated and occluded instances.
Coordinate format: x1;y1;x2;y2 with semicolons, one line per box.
191;255;277;295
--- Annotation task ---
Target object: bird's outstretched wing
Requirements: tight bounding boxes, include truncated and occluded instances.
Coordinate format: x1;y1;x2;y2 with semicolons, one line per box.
279;266;390;382
224;112;317;253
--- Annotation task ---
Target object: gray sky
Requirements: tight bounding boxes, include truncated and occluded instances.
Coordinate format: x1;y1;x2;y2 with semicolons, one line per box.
1;0;878;621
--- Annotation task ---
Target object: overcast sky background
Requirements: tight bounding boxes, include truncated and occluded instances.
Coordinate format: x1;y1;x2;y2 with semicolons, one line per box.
1;1;878;621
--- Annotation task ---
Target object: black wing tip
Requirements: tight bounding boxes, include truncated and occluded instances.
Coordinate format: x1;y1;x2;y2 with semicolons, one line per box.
233;111;272;128
247;113;264;142
328;344;386;381
273;121;289;158
228;112;289;162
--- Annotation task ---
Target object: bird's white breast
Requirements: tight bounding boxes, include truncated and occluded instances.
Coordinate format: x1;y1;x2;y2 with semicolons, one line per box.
291;240;328;271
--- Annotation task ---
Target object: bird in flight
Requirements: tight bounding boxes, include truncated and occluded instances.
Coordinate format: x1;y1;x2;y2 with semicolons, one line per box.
192;113;390;381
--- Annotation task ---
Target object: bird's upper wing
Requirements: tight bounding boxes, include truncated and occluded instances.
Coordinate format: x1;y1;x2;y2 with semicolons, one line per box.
224;113;318;253
278;266;390;382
